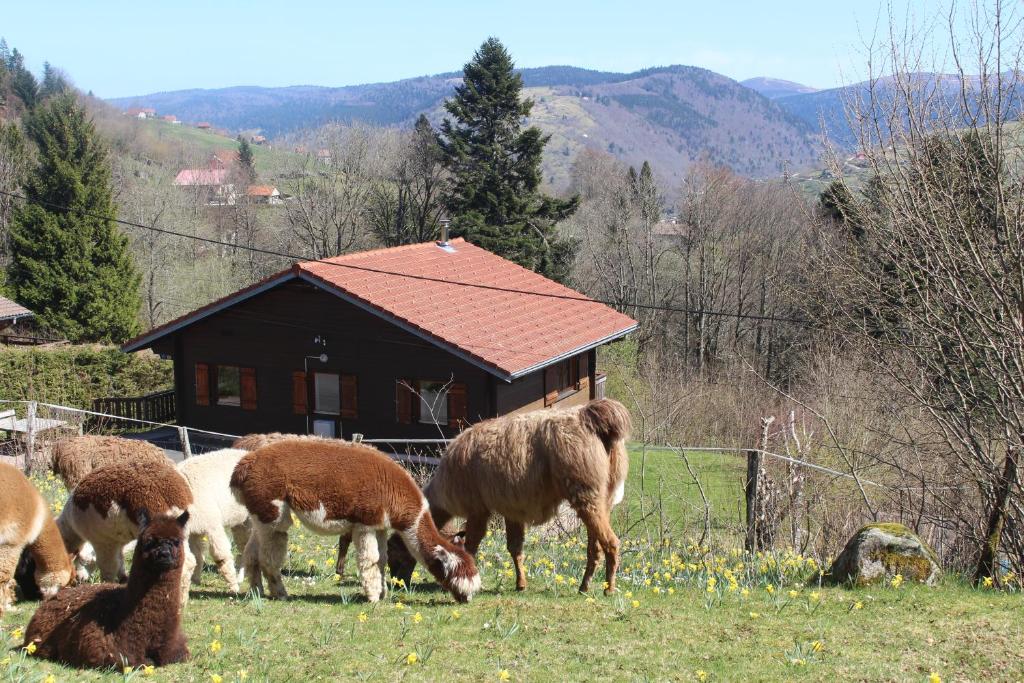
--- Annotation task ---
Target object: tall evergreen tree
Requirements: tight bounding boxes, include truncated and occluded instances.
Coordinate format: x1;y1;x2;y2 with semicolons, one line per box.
237;135;257;184
438;37;578;281
8;48;37;110
39;62;69;99
7;93;141;342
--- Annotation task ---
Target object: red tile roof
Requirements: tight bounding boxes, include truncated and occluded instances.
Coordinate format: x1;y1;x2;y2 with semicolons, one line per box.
0;295;33;322
173;168;228;186
246;184;278;196
123;239;637;379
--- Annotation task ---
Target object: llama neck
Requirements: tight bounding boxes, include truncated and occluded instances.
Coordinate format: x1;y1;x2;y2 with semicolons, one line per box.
120;564;182;624
413;513;453;583
30;515;72;576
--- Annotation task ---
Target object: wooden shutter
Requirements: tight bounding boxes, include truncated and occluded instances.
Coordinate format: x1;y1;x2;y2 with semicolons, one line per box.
240;367;258;410
340;374;358;419
195;363;210;406
447;383;467;428
291;371;308;415
544;366;559;407
396;380;415;424
575;355;587;390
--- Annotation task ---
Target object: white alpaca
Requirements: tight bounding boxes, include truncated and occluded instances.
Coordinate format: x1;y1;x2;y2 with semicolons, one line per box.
175;448;252;592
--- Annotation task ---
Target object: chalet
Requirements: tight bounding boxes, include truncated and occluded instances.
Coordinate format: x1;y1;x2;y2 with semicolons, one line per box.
125;107;157;119
245;185;282;205
173;168;235;205
0;295;33;333
122;239;637;441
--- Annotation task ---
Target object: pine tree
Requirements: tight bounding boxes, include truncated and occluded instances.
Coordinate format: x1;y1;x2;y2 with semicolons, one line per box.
438;37;578;281
39;62;69;99
8;48;37;110
237;135;257;184
7;93;141;342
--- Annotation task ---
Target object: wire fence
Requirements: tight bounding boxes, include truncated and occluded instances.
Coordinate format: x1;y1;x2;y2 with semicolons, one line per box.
0;398;985;568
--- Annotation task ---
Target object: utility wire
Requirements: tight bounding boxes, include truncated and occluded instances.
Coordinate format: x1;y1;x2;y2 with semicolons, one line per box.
0;190;813;327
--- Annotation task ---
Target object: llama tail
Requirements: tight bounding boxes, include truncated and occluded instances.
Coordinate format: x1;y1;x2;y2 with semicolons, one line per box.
228;452;257;505
579;399;632;452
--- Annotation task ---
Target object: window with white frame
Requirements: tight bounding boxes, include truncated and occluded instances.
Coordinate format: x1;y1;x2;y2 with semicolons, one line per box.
314;372;340;414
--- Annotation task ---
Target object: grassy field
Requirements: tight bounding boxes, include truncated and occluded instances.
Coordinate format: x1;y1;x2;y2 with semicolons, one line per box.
2;470;1022;682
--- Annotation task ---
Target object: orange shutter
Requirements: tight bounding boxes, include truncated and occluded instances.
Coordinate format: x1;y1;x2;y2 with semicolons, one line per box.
396;380;414;424
544;366;558;407
195;363;210;406
447;383;467;428
340;374;358;419
291;371;308;415
240;367;257;410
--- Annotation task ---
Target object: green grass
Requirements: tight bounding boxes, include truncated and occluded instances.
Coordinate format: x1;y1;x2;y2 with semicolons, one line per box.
3;473;1022;682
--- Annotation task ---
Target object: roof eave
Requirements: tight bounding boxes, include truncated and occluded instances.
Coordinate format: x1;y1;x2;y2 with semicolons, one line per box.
507;324;639;380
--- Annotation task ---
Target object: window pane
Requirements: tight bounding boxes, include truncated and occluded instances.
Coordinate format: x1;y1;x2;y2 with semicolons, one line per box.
315;373;340;414
419;381;449;425
217;366;240;406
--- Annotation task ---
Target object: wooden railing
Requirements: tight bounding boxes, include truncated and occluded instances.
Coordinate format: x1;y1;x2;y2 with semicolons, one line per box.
91;389;176;429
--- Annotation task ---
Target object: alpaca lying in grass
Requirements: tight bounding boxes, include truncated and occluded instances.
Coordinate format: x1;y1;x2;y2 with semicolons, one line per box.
51;435;172;490
0;463;73;617
230;439;480;603
388;398;631;594
175;448;250;592
24;509;191;669
57;459;195;606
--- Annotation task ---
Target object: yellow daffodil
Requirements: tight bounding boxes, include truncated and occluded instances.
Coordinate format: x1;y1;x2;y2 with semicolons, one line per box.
44;674;56;683
631;600;640;608
853;601;864;610
209;639;222;654
11;628;23;640
982;576;994;588
811;641;823;653
24;642;37;655
357;612;368;623
667;587;675;595
890;574;904;588
0;656;10;666
498;670;511;681
406;652;418;665
788;590;799;599
451;610;461;620
210;675;223;683
929;673;941;683
749;612;760;619
765;584;774;594
213;624;222;636
585;596;596;604
143;665;156;676
124;666;133;674
696;670;708;682
413;612;423;624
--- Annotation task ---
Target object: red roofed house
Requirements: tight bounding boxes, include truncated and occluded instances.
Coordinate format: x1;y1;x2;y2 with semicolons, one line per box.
122;239;637;440
173;168;234;205
245;185;282;205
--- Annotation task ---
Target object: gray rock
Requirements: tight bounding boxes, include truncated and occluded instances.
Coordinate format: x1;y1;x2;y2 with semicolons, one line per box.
826;522;941;586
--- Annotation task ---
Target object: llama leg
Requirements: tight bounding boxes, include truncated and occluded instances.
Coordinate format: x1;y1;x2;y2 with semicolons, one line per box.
0;545;19;615
375;530;389;601
254;523;289;599
230;524;250;582
462;513;490;556
180;542;196;608
504;519;528;591
336;533;351;576
352;526;382;602
189;535;207;585
94;543;124;583
574;501;620;595
206;526;240;593
241;532;263;595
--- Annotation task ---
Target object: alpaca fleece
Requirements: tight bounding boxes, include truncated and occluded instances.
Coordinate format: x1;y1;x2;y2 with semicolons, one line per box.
51;436;172;490
57;459;195;606
24;511;191;669
0;463;72;616
230;440;480;603
231;432;324;451
175;448;250;591
392;398;631;594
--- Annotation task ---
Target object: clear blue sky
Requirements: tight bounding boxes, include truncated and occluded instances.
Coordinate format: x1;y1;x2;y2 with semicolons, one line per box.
6;0;954;98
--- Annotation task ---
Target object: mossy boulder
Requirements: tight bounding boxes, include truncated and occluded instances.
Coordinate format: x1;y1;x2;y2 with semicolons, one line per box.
826;522;941;586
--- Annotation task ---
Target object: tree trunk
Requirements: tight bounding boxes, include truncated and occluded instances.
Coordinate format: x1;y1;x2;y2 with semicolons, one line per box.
975;447;1019;585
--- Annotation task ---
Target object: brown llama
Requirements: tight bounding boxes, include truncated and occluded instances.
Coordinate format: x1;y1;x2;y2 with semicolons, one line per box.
0;463;73;617
387;398;631;594
57;459;196;606
230;439;480;603
24;509;191;669
51;435;172;490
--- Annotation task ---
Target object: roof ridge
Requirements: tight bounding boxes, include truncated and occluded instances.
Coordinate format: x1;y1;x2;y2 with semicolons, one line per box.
317;237;467;264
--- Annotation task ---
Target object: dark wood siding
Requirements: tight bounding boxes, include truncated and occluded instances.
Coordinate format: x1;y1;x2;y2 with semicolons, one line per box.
168;281;492;439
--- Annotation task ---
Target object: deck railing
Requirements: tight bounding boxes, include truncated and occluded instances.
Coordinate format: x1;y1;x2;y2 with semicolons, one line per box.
91;389;176;428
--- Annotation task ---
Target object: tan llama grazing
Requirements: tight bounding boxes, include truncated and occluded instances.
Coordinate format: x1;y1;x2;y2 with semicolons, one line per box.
387;398;631;594
24;509;191;669
0;463;73;617
175;448;251;592
230;439;481;603
57;459;196;606
51;435;172;490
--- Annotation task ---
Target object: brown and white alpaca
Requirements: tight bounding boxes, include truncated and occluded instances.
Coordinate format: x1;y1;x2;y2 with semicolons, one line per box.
175;448;251;592
388;398;631;594
0;463;73;617
51;435;172;491
230;439;480;603
23;509;191;669
57;459;196;606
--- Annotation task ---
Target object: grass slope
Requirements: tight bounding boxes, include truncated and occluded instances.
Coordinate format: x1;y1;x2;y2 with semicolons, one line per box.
2;466;1021;682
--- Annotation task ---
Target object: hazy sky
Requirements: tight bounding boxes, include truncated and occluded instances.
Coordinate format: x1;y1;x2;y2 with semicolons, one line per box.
6;0;957;98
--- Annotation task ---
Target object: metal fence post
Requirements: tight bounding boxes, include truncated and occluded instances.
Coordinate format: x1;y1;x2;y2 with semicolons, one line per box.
178;426;192;459
25;401;37;474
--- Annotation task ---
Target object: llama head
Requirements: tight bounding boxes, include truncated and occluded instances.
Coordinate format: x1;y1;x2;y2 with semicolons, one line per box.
136;508;190;572
427;541;481;603
16;545;74;600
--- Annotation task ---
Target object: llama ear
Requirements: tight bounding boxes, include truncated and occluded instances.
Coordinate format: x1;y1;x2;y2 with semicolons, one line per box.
176;510;190;528
137;508;150;529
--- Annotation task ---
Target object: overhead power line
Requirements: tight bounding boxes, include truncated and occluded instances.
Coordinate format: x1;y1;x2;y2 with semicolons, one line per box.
0;190;813;327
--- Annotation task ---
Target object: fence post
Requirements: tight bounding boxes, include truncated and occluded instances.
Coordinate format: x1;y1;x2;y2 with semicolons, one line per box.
744;448;761;553
25;401;37;474
178;426;192;459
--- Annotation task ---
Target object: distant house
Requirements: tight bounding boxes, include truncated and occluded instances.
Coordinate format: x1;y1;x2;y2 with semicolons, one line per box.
196;122;212;130
162;114;179;124
246;185;282;205
122;239;637;440
173;168;235;205
125;107;156;119
249;135;267;145
0;295;33;333
315;149;332;165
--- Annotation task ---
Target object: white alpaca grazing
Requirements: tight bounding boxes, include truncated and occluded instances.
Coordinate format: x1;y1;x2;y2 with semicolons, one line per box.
175;448;251;592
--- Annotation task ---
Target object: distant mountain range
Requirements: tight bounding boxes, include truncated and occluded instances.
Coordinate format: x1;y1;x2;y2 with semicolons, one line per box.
111;66;999;189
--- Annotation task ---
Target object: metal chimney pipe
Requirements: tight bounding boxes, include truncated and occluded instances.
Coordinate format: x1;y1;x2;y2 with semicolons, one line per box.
439;217;450;246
